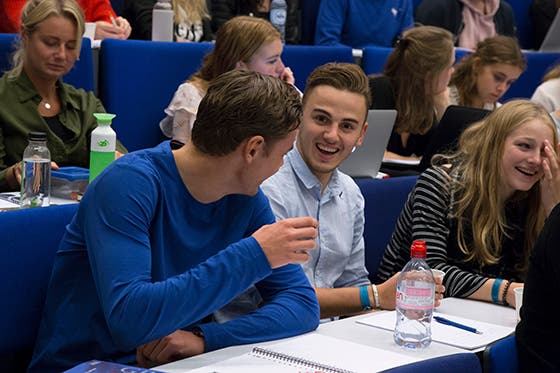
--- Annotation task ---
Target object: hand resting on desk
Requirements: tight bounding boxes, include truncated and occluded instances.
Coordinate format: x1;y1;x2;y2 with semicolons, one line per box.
136;330;204;368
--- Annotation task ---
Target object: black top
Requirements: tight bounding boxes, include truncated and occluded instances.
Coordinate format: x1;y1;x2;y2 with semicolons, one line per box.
516;203;560;372
369;75;437;158
210;0;301;44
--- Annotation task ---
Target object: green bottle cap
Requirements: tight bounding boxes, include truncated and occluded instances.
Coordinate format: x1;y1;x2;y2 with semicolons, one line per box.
93;113;116;125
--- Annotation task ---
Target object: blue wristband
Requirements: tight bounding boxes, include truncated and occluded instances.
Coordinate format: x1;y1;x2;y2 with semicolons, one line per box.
359;285;371;311
491;278;503;303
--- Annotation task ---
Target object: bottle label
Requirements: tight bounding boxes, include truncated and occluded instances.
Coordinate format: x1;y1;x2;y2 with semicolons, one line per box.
396;280;434;311
91;138;115;152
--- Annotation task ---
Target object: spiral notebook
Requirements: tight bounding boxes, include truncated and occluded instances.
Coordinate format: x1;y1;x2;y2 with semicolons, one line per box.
186;333;419;373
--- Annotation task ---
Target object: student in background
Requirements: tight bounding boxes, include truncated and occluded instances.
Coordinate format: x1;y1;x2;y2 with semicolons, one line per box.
160;15;295;147
122;0;213;41
369;26;455;164
28;70;320;372
259;62;444;319
211;0;301;44
449;35;525;110
415;0;515;50
0;0;131;40
314;0;413;48
0;0;126;192
516;201;560;371
376;100;560;310
532;64;560;113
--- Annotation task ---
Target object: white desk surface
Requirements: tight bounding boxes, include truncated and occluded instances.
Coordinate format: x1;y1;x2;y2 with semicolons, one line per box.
156;297;516;372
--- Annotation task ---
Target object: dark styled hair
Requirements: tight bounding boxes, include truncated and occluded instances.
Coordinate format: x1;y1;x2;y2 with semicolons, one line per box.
192;70;302;155
303;62;371;121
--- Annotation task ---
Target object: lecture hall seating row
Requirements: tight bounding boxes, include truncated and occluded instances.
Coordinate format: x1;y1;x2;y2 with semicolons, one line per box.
1;33;560;151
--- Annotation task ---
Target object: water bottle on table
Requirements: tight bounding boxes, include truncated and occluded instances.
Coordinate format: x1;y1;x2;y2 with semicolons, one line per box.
270;0;287;43
20;131;51;208
89;113;117;183
394;239;435;349
152;0;173;41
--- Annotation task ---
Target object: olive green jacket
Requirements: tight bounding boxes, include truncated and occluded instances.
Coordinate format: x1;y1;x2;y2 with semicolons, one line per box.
0;71;126;192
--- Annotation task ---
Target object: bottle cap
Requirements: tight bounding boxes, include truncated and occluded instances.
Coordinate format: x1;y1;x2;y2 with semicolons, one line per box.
410;240;427;258
28;131;47;141
93;113;116;125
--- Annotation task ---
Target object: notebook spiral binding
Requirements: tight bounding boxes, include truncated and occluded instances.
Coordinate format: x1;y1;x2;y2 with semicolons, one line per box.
251;346;356;373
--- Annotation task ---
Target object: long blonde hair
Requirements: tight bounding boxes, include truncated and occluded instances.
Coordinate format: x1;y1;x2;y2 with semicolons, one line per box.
8;0;84;79
383;26;454;134
448;100;557;272
191;16;281;91
172;0;210;24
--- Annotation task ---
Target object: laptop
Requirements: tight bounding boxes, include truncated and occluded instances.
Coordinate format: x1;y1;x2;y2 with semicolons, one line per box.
418;105;490;171
338;109;397;178
540;9;560;52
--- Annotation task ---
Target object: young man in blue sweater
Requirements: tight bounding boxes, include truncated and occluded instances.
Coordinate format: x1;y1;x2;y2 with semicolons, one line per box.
29;70;320;372
315;0;413;48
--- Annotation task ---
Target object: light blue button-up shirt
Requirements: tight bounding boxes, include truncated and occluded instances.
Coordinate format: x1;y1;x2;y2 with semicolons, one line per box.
261;147;370;288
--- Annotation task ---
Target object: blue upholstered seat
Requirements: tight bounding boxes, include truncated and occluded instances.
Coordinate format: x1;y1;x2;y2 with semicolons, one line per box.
381;352;482;372
0;203;78;371
483;334;518;373
282;45;354;90
355;176;418;281
0;33;94;92
98;39;213;151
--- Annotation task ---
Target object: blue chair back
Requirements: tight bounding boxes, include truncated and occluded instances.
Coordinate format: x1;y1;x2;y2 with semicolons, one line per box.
361;46;394;75
300;0;322;45
0;204;78;371
506;0;534;50
356;176;417;280
502;51;560;101
483;334;518;373
282;45;354;90
0;34;94;92
98;39;213;151
381;353;481;372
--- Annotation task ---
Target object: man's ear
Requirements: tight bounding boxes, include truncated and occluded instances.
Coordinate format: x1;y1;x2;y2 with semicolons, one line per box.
354;122;369;148
243;135;265;162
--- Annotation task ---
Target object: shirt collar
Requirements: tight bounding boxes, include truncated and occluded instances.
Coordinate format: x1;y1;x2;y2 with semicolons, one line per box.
286;146;343;197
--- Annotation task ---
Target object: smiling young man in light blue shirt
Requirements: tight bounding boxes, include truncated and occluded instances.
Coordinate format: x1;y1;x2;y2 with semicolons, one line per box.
261;63;400;318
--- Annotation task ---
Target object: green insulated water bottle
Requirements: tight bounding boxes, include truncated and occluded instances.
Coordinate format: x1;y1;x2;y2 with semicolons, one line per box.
89;113;116;183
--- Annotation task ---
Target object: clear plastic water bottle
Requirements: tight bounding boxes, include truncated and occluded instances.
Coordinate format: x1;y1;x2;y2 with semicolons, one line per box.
394;240;435;349
89;113;117;183
270;0;287;43
20;131;51;208
152;0;173;41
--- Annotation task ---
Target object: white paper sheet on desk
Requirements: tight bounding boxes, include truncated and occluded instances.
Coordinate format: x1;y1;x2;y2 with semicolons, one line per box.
356;311;514;350
186;333;420;373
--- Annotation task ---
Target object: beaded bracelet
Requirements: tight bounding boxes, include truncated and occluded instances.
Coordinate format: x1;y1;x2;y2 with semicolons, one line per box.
371;284;380;309
502;280;512;307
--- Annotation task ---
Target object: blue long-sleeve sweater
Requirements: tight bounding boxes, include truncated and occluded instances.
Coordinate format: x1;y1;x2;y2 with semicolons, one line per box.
29;142;319;373
315;0;414;48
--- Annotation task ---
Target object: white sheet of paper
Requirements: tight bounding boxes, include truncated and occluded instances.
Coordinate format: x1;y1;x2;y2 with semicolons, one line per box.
357;310;514;350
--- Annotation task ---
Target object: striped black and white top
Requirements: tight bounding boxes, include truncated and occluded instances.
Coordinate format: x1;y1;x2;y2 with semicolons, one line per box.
375;166;528;298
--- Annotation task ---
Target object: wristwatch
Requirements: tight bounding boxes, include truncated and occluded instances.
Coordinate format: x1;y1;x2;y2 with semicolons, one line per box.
191;326;205;339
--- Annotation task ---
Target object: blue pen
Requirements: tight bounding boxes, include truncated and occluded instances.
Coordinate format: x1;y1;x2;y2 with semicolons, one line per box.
433;316;483;334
